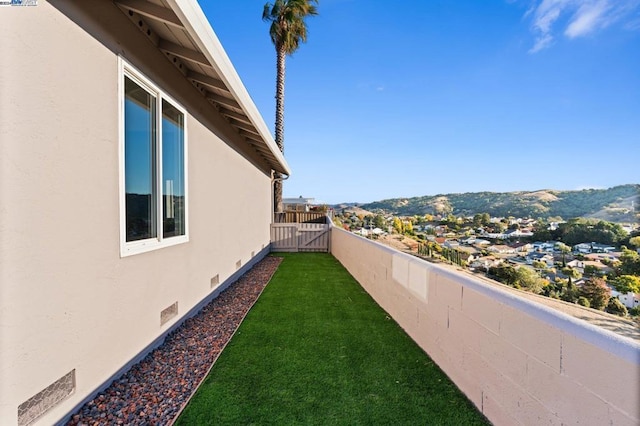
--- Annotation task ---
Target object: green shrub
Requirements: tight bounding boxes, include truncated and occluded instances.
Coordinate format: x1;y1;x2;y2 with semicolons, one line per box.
577;296;590;308
605;297;628;317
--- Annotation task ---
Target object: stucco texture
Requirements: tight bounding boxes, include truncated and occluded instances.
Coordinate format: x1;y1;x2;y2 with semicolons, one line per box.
0;2;274;424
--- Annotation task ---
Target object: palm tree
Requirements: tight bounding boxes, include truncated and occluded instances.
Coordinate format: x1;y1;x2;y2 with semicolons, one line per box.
263;0;318;212
557;242;571;267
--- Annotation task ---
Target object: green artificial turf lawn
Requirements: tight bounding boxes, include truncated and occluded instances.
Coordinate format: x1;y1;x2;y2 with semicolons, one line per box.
177;253;489;425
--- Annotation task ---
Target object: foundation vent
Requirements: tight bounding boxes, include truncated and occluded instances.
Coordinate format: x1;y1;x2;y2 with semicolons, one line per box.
251;251;255;258
236;260;242;269
210;274;219;288
160;302;178;326
18;370;76;426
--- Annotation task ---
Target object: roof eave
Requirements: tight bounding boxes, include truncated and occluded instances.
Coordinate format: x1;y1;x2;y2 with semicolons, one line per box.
164;0;291;176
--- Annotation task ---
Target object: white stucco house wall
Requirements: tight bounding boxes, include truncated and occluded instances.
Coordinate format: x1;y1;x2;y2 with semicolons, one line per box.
611;290;640;309
282;197;316;212
0;1;290;425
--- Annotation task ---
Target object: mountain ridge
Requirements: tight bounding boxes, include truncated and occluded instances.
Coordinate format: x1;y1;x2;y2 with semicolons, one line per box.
354;184;639;223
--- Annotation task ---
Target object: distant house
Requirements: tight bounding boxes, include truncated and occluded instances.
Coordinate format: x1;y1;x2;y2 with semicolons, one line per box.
585;252;621;263
573;242;617;254
504;228;534;238
487;244;516;254
456;246;479;263
283;197;316;212
484;232;509;239
548;222;562;231
573;243;592;253
511;242;533;253
354;228;369;237
591;243;617;253
508;256;529;266
526;252;554;267
566;259;585;270
521;228;535;236
566;260;611;275
355;227;385;237
1;2;289;424
532;241;556;253
611;290;640;309
444;240;460;249
504;229;519;238
470;256;504;271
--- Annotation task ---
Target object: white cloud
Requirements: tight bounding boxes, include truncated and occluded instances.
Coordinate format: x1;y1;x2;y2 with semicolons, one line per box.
524;0;640;52
565;1;609;37
533;0;566;34
530;33;554;52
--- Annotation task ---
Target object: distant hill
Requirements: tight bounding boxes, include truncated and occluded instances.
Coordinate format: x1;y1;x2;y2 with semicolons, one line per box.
358;184;639;223
333;204;376;217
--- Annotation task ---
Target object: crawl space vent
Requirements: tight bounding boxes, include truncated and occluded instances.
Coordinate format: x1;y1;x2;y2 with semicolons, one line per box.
17;370;76;426
211;274;219;288
161;302;178;326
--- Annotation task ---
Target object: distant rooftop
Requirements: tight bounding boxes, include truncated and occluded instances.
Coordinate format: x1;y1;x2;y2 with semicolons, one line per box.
283;197;316;205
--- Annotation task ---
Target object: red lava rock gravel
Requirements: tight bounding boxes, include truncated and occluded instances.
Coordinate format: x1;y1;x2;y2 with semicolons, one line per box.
66;256;282;426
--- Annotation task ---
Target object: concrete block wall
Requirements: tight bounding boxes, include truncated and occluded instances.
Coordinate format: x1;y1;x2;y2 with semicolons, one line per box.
331;228;640;425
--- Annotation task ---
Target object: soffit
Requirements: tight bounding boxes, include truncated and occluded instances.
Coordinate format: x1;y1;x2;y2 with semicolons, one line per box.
114;0;290;175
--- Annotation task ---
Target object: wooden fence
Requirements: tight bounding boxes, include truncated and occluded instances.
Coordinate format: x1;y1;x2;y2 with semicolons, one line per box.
271;222;331;252
273;212;328;224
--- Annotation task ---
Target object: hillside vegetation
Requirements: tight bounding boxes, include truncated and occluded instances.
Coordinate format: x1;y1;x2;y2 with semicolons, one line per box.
360;184;639;222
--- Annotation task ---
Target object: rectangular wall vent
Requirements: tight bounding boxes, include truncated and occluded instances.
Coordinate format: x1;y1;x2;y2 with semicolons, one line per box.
160;302;178;326
18;370;76;426
210;274;219;288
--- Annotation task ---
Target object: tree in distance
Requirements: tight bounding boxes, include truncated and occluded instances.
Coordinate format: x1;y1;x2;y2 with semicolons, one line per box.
580;277;611;311
612;275;640;294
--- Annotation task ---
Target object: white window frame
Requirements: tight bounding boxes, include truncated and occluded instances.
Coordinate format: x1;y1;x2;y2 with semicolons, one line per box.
118;57;189;257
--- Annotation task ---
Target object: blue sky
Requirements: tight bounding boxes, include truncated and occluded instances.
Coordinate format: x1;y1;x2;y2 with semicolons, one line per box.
201;0;640;204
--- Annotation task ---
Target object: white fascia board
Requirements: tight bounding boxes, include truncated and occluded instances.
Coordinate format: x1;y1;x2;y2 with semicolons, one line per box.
165;0;291;176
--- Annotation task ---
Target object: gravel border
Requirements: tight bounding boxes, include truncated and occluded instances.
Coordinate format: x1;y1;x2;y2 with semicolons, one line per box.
66;256;282;426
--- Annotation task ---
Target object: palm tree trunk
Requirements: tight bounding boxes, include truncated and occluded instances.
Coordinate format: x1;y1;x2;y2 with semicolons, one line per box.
273;47;286;213
273;177;283;214
275;47;286;152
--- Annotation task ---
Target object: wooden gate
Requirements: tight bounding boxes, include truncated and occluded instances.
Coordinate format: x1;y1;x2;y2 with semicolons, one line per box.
271;223;330;252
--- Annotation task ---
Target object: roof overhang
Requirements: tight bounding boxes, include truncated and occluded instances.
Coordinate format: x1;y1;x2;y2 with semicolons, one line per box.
114;0;290;176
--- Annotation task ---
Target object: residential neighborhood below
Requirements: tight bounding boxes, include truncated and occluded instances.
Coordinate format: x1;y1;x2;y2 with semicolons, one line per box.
325;204;640;323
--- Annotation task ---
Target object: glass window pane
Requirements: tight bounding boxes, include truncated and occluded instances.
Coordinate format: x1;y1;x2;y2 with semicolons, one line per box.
124;76;157;242
161;99;185;238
